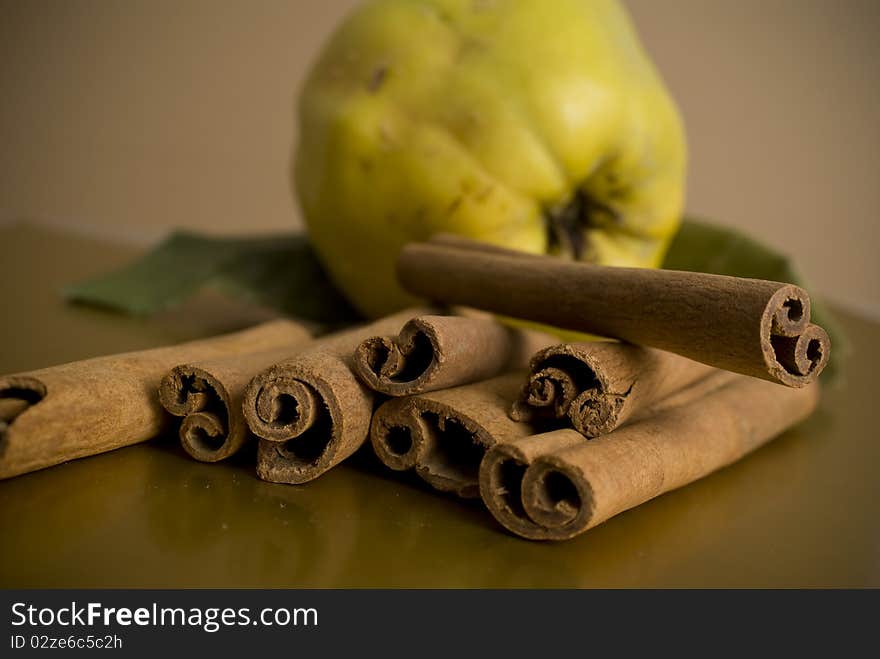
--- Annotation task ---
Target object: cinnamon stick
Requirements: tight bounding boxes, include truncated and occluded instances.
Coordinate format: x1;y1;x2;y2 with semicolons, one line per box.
0;319;312;479
159;340;312;462
480;374;819;540
370;373;533;498
511;342;715;436
243;308;432;484
353;314;554;397
397;237;831;387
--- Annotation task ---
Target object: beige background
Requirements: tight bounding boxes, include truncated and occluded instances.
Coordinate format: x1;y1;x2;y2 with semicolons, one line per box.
1;0;877;316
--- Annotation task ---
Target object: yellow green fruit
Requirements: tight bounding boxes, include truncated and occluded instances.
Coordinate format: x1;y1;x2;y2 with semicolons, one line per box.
295;0;686;318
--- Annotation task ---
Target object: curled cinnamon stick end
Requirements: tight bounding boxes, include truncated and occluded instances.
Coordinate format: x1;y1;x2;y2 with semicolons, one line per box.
354;315;553;397
479;430;585;539
160;367;234;461
246;354;362;484
397;238;832;388
0;378;45;448
370;373;533;498
243;308;432;484
158;325;314;462
482;375;820;541
761;285;830;386
511;342;716;437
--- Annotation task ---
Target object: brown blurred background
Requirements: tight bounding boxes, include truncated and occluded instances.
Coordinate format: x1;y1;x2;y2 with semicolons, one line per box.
1;0;878;316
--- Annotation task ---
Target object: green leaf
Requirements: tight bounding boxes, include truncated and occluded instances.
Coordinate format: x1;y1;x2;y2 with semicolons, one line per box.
64;231;361;324
665;218;847;380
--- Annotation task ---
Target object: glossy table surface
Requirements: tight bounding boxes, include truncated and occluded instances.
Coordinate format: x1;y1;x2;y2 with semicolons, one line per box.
1;222;878;587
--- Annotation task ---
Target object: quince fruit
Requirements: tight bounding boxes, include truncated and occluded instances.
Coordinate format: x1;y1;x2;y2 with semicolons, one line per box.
295;0;686;318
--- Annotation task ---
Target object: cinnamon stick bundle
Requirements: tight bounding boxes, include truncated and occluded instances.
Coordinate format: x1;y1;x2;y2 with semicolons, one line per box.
159;340;313;462
370;373;533;498
511;342;715;436
353;314;554;396
0;319;312;479
480;374;819;541
243;308;432;485
397;237;831;387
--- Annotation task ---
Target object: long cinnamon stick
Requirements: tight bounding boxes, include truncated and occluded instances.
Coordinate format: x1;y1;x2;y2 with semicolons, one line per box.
397;237;831;387
0;319;312;479
481;374;819;540
511;342;715;436
353;314;554;397
159;340;313;462
370;373;533;498
243;308;432;484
